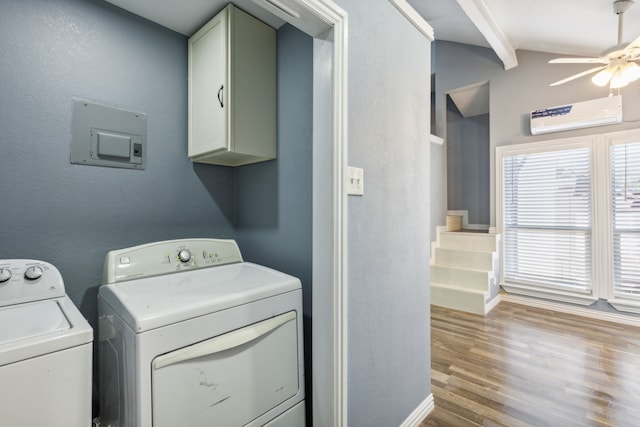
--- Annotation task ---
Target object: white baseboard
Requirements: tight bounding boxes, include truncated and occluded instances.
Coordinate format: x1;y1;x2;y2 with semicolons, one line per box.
399;393;434;427
502;294;640;328
485;295;501;314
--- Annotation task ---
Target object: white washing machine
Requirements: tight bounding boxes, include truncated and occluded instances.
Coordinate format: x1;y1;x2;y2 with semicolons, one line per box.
97;239;305;427
0;259;93;427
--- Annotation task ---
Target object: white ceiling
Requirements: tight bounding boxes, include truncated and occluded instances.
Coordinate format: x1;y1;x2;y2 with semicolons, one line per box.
103;0;640;116
409;0;640;117
105;0;640;68
409;0;640;67
104;0;286;35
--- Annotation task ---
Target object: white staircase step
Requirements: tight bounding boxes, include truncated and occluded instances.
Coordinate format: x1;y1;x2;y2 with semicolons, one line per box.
439;231;499;252
430;282;487;315
434;247;495;270
430;265;492;291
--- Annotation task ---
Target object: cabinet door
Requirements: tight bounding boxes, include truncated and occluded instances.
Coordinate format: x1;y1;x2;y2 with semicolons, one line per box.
188;10;228;158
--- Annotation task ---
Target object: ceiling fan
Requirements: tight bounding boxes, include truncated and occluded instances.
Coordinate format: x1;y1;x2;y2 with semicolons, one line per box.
549;0;640;88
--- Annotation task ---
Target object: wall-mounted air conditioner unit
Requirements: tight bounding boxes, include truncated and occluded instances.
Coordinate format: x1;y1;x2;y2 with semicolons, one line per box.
530;95;622;135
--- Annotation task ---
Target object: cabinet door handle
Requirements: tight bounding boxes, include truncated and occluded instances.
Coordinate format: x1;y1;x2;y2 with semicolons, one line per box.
217;85;224;108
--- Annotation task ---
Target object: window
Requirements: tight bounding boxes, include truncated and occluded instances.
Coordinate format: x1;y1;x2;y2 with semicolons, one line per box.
497;130;640;313
503;148;592;295
611;141;640;300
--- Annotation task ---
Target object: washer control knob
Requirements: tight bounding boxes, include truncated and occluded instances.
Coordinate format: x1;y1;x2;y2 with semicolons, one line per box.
0;268;11;283
177;249;192;263
24;266;44;280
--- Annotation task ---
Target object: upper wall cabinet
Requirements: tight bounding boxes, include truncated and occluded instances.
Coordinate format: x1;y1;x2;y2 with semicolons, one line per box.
188;4;276;166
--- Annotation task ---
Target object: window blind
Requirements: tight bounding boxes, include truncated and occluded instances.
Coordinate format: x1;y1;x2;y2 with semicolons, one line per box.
503;148;592;293
611;142;640;298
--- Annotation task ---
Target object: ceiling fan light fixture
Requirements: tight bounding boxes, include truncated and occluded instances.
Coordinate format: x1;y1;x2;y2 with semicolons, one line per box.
551;0;640;88
620;61;640;82
610;69;630;88
592;68;615;86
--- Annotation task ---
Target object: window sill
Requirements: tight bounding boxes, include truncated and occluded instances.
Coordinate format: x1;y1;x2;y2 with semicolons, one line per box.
502;282;596;306
608;298;640;315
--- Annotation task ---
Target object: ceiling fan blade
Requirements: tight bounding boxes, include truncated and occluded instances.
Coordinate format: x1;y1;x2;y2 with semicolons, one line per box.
623;34;640;56
549;65;608;86
624;34;640;50
549;57;608;64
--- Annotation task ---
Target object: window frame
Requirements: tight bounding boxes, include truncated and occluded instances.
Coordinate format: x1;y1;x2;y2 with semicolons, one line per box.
497;137;599;305
502;146;594;292
605;132;640;313
497;129;640;313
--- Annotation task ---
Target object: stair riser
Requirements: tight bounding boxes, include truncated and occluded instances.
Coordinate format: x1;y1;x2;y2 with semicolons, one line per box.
440;234;498;252
434;248;494;270
431;266;492;290
431;284;486;315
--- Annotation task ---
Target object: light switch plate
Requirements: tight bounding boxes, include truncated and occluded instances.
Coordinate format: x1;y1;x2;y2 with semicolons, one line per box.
346;166;364;196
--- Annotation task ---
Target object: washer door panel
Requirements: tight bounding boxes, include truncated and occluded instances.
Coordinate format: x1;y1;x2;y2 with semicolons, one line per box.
151;311;299;427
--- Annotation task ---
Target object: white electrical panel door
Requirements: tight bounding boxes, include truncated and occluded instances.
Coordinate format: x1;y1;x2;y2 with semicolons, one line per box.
189;11;228;158
151;311;300;427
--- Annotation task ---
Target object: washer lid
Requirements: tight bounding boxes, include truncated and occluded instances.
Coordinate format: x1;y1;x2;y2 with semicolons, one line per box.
0;300;70;344
98;262;301;333
0;297;93;367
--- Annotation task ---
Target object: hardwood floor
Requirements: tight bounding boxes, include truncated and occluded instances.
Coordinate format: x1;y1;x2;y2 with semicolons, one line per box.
422;302;640;427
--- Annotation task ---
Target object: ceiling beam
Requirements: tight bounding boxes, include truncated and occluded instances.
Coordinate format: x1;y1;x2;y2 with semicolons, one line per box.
456;0;518;70
388;0;435;41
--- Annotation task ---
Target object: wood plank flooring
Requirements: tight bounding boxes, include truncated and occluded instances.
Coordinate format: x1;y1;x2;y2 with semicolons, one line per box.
421;302;640;427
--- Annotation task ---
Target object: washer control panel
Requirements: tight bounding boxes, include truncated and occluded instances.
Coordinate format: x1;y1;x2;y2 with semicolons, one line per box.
103;239;244;284
0;260;66;307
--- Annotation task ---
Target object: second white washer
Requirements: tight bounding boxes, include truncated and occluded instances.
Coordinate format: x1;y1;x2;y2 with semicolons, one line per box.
0;259;93;427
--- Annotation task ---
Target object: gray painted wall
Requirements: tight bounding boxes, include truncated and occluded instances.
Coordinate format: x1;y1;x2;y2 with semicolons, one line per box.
335;0;432;425
433;40;640;225
0;0;235;326
446;97;490;225
1;0;314;419
2;0;432;424
235;23;313;424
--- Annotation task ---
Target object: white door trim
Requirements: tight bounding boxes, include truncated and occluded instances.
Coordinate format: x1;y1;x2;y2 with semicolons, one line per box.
252;1;431;425
304;1;349;425
250;0;349;425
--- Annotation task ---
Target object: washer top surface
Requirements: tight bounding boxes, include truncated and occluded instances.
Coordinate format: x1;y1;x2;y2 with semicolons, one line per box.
98;239;301;333
0;260;93;367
